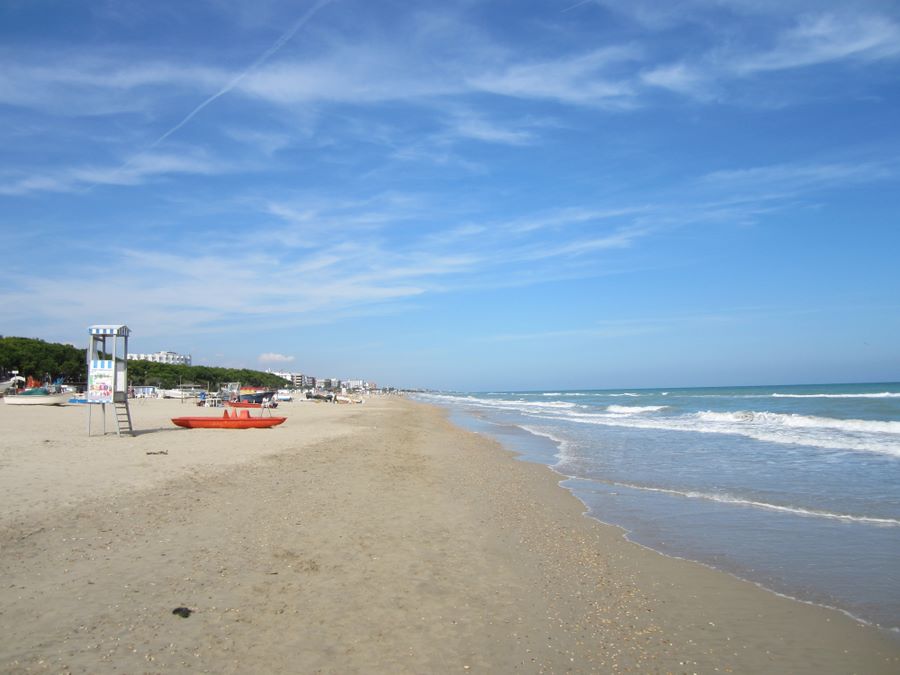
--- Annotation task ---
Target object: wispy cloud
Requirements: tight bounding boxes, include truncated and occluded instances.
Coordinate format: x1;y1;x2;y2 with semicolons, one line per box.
507;206;652;234
442;110;536;145
640;62;712;98
732;13;900;74
0;150;234;196
259;352;295;363
236;45;465;105
467;46;642;108
0;58;225;113
701;160;895;194
0;189;649;337
607;5;900;102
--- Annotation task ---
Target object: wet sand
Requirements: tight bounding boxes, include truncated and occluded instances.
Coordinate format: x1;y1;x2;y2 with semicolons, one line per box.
1;396;897;673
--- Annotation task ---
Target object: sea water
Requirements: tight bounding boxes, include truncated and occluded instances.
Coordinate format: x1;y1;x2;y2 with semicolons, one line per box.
416;383;900;632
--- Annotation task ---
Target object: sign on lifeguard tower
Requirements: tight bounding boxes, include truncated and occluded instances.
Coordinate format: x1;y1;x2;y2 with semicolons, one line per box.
87;325;133;436
87;359;115;403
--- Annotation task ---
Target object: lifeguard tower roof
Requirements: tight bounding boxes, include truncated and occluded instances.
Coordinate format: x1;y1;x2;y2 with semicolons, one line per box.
88;325;130;336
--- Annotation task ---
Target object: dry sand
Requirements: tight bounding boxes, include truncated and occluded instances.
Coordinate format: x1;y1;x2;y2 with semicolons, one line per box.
1;396;897;673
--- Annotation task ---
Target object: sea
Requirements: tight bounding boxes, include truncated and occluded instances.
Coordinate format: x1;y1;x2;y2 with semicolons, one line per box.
415;382;900;634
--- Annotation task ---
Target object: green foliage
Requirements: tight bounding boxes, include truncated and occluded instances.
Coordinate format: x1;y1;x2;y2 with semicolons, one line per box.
126;360;289;389
0;336;289;389
0;336;86;382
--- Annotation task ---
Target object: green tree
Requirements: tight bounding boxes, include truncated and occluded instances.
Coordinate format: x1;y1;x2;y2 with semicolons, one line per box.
0;336;291;389
0;337;87;382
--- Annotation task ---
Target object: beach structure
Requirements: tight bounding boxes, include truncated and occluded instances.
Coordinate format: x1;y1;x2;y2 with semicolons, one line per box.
86;324;133;436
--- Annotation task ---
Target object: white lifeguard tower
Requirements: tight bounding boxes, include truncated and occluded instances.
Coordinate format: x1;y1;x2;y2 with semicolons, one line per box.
86;324;133;436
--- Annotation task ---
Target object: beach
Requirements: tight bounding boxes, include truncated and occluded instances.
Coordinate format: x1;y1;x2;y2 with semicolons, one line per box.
1;397;897;673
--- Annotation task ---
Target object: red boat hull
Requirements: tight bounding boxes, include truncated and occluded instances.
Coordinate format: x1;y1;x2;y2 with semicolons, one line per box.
171;415;286;429
227;401;262;408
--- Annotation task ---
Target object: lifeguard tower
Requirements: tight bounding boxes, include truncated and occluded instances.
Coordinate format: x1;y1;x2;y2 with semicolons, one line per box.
86;324;133;436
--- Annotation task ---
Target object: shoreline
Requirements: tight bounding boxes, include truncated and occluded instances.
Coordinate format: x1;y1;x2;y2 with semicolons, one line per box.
455;408;899;636
1;396;898;672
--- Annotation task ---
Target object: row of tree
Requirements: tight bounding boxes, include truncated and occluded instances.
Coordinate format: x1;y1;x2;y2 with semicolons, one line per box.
126;360;288;390
0;336;289;390
0;337;86;382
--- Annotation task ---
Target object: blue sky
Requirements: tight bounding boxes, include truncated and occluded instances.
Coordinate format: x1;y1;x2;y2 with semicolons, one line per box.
1;0;899;390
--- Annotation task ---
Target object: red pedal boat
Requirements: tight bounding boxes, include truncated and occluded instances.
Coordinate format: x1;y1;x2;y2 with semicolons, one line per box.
171;409;286;429
227;401;262;408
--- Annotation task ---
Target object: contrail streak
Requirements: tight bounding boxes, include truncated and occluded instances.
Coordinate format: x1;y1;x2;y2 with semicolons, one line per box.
562;0;594;12
149;0;336;149
80;0;335;193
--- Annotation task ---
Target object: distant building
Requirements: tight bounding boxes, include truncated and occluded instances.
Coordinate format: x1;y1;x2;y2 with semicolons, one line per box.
274;373;316;388
289;373;313;388
128;351;192;366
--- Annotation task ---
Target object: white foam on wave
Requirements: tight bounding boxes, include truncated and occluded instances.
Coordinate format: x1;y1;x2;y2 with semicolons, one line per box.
605;481;900;527
419;392;900;457
426;393;579;412
695;410;900;435
608;392;642;397
538;409;900;457
606;404;668;414
421;392;561;405
518;424;573;457
772;392;900;399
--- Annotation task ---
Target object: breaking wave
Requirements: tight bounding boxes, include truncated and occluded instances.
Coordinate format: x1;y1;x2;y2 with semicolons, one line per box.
417;393;900;456
543;409;900;457
603;482;900;527
772;392;900;399
606;405;668;414
694;410;900;435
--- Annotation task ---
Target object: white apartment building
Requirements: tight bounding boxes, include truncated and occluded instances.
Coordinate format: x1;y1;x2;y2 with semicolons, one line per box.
128;351;192;366
290;374;316;388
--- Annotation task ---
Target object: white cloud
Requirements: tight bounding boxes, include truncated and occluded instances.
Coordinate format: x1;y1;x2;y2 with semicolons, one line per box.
445;114;535;145
701;160;894;193
507;206;651;234
223;127;294;155
236;46;463;105
0;150;233;196
0;57;226;113
258;352;296;363
467;46;641;108
640;62;711;97
732;13;900;74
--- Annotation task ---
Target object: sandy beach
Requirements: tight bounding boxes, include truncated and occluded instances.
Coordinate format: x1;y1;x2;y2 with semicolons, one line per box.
1;396;897;673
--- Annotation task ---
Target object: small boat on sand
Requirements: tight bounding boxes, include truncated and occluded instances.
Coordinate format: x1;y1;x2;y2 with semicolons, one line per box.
162;386;203;399
238;388;276;404
227;401;263;409
171;409;286;429
1;376;25;394
4;387;70;406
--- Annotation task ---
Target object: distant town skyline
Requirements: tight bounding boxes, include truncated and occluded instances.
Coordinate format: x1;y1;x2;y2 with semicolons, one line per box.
2;1;898;390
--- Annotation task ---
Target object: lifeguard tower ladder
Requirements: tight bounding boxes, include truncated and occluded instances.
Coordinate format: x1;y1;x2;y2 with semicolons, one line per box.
87;324;133;436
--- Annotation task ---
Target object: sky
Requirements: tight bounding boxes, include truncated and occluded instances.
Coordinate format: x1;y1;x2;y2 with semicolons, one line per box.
1;0;899;390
